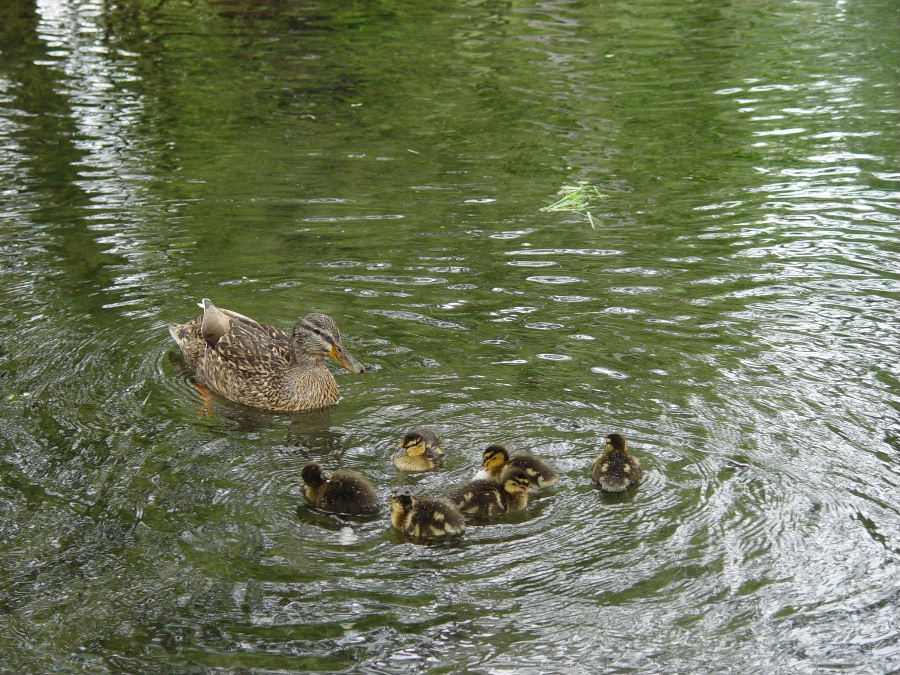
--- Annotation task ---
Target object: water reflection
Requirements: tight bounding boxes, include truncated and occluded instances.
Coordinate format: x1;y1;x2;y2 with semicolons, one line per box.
0;0;898;673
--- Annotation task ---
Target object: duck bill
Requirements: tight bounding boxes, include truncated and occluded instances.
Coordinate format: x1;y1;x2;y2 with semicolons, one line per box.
327;344;364;373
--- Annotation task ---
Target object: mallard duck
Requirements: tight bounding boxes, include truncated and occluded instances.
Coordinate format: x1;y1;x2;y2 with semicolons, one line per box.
168;298;363;412
473;444;558;490
300;463;380;514
390;491;466;538
446;467;532;517
591;433;643;492
393;426;445;472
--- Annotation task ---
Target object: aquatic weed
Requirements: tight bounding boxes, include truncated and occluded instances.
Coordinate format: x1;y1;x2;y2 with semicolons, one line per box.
540;182;607;229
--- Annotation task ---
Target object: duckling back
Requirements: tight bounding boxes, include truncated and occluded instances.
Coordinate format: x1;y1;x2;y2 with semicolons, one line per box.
447;468;531;517
302;465;380;515
507;454;558;489
475;445;557;490
446;479;506;516
591;439;643;493
391;493;465;539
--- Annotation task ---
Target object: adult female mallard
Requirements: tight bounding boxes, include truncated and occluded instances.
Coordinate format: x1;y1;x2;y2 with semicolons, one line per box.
473;444;558;490
168;298;363;412
591;433;643;492
393;427;445;472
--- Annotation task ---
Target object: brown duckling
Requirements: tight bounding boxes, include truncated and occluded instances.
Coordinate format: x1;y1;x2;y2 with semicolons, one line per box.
300;463;380;514
446;467;532;517
473;444;558;490
390;491;466;539
393;426;445;472
591;433;643;492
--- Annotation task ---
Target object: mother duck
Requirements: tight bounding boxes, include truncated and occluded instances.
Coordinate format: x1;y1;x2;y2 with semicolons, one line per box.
169;298;363;412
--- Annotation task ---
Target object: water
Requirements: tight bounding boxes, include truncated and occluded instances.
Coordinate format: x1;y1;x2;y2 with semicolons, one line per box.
1;0;898;673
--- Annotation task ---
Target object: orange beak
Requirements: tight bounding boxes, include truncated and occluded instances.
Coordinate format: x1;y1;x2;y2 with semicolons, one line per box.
327;344;364;374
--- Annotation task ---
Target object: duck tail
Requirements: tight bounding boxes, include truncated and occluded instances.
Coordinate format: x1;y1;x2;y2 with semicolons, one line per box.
168;321;190;346
168;318;204;367
600;477;628;492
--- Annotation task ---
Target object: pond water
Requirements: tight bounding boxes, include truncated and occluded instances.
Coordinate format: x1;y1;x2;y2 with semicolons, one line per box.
1;0;898;673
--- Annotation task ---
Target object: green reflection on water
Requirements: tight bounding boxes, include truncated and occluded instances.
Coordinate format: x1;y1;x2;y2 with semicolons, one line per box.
0;0;898;673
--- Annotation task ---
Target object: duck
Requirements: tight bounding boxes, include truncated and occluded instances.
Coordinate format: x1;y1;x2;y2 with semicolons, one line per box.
591;433;643;492
393;426;445;472
168;298;363;412
473;444;558;490
390;491;466;539
446;467;532;517
300;463;380;514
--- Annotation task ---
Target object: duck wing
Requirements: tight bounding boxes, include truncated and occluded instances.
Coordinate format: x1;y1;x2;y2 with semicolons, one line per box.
206;315;294;375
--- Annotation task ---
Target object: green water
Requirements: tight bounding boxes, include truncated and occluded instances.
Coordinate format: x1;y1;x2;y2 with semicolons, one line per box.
1;0;898;673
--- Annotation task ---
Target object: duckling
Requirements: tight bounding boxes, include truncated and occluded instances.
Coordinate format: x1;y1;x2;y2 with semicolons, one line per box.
473;444;558;490
393;426;445;472
591;433;643;492
390;491;466;539
300;463;380;514
446;467;532;517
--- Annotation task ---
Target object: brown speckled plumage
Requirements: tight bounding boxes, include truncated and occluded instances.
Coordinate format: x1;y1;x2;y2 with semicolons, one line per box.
591;433;643;492
168;299;363;412
446;468;532;517
390;492;465;539
301;464;380;515
476;444;558;490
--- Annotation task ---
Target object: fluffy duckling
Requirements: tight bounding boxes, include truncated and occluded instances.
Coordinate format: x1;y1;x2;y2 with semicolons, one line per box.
473;444;558;490
300;463;380;514
393;426;445;472
591;433;643;492
390;491;466;539
447;467;532;517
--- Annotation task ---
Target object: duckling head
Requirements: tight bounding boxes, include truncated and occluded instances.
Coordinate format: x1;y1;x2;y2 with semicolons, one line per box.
605;433;627;452
502;467;532;496
390;490;414;522
396;430;429;459
300;462;326;488
482;444;510;472
292;313;364;374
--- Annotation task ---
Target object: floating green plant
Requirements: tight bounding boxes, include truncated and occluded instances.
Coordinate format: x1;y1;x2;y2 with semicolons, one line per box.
540;182;607;229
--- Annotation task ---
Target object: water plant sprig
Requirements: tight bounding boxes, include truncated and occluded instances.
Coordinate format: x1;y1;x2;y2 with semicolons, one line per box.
540;182;607;229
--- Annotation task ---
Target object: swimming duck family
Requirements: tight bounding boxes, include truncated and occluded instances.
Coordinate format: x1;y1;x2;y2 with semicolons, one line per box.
168;301;645;541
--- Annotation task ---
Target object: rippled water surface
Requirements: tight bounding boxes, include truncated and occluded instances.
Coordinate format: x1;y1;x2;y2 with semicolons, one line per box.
1;0;899;673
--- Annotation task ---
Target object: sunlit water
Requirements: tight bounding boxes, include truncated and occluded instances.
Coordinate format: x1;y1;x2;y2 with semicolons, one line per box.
1;0;898;673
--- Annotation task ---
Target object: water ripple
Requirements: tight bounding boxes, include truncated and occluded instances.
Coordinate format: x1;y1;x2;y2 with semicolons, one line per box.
1;0;897;673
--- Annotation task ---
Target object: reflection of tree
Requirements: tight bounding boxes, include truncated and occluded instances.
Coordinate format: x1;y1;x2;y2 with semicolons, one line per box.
0;0;126;315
